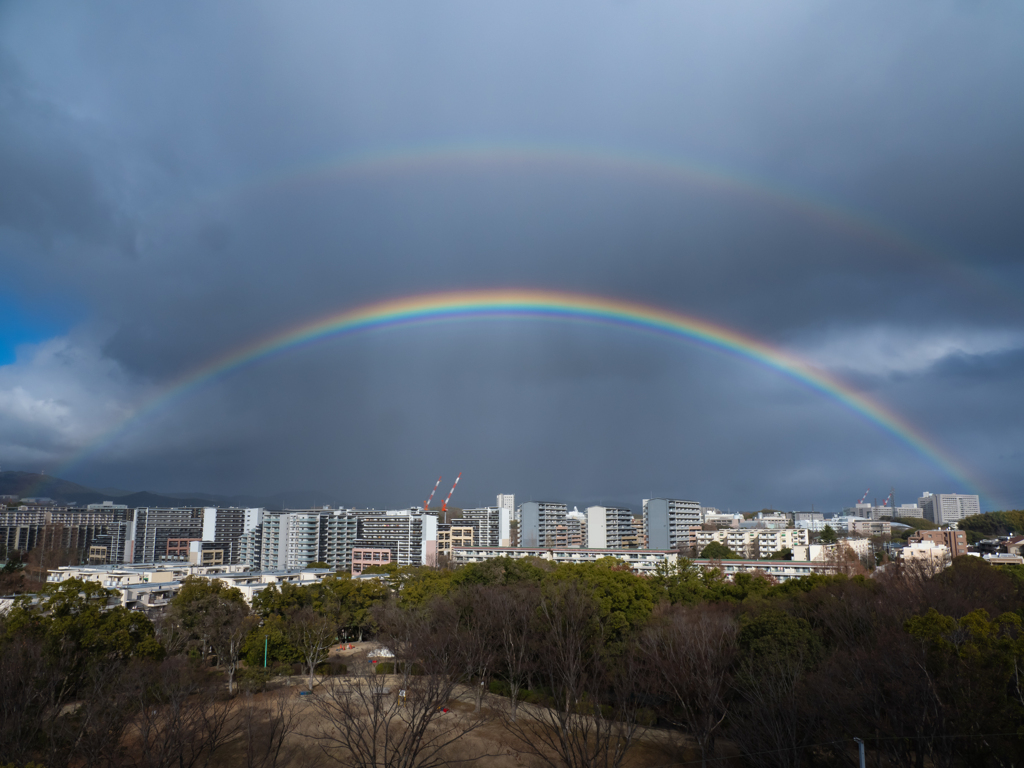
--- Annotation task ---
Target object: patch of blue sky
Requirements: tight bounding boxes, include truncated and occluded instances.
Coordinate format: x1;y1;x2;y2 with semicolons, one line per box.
0;297;77;365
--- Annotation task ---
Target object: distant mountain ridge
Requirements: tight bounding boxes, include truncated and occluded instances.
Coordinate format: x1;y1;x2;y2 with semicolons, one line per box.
0;471;319;509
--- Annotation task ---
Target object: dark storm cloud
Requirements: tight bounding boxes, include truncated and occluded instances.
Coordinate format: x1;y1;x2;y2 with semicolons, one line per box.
0;53;124;244
1;1;1022;510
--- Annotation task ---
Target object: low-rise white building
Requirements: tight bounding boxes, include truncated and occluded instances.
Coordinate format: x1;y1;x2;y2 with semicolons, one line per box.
756;528;810;558
43;563;332;611
792;537;871;563
794;516;867;533
692;529;759;558
898;540;951;573
450;546;839;582
691;527;808;559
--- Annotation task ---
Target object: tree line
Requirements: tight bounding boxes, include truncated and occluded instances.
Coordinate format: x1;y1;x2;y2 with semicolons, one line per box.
2;554;1024;767
959;510;1024;540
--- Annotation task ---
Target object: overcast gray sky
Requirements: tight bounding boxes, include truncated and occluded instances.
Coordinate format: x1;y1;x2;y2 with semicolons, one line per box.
1;1;1022;512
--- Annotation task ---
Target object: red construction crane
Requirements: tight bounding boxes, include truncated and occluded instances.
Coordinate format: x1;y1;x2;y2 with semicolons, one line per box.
857;488;870;505
424;476;442;512
441;473;462;513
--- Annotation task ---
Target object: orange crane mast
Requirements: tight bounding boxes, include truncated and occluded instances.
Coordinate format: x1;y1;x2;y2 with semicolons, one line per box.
424;476;442;512
441;473;462;513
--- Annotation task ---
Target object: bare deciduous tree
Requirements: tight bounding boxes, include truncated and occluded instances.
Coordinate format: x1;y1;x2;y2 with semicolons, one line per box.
202;598;259;695
287;606;336;691
452;586;500;713
729;652;820;768
503;581;646;768
310;600;494;768
0;630;54;765
240;690;302;768
640;604;738;768
122;657;235;768
485;583;539;723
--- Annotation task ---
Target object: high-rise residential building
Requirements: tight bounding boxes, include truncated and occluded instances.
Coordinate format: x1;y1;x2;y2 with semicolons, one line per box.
132;507;204;563
917;493;981;526
643;498;702;551
556;509;587;549
321;511;360;571
456;507;511;548
282;512;321;570
0;506;133;564
586;506;633;549
497;494;515;522
258;508;359;571
518;501;569;548
200;507;264;565
238;525;263;569
354;509;438;566
627;517;647;548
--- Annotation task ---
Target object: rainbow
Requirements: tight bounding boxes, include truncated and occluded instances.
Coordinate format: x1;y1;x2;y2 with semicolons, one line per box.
230;142;998;297
63;289;985;499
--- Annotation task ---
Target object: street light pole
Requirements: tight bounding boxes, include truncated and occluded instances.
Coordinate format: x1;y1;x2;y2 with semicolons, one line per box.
853;737;865;768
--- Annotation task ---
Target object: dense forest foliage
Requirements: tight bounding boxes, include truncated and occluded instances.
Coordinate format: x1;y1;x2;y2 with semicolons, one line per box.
2;555;1023;767
959;510;1024;539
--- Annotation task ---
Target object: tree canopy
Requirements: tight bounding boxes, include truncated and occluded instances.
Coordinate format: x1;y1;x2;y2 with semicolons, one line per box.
700;541;739;560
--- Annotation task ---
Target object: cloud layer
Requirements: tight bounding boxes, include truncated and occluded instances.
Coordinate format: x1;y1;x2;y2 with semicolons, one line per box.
1;1;1022;511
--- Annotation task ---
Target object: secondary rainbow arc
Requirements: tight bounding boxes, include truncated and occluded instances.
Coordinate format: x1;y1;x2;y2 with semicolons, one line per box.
236;142;1000;299
60;289;985;502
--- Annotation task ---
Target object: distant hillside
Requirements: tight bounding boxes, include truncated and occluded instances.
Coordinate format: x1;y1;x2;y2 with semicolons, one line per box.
0;471;341;510
1;471;230;508
0;471;103;503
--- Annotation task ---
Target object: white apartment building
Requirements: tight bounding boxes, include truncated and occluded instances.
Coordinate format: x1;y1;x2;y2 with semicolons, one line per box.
794;516;866;533
258;509;359;571
458;506;511;548
200;507;264;565
840;537;872;559
643;498;702;550
690;528;809;559
450;546;839;582
899;539;952;572
692;529;760;558
497;494;516;523
918;493;981;526
586;506;633;549
355;509;438;566
849;520;891;537
756;528;810;558
42;563;332;611
893;503;925;519
792;537;871;563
